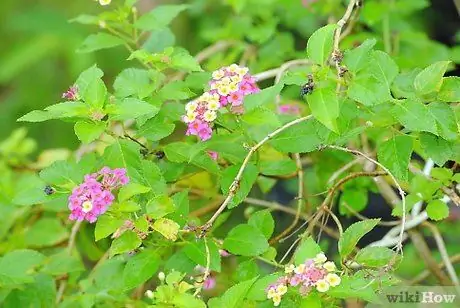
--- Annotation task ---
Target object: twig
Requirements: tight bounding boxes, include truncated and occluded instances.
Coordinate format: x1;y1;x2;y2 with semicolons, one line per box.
254;59;311;82
195;40;236;63
327;158;362;185
193;237;211;296
195;115;313;236
326;145;407;253
56;220;82;304
410;254;460;284
423;222;460;291
411;159;434;215
323;207;343;236
341;201;400;226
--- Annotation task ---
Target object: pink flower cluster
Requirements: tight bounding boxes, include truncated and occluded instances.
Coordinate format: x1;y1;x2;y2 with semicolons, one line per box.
182;64;259;141
68;167;129;223
278;103;300;115
266;253;341;306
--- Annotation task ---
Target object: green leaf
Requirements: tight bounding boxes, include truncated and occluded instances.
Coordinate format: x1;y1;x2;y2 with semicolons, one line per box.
248;210;274;239
294;236;322;265
427;102;458;140
135;4;189;31
392;99;437;134
339;188;368;215
246;274;283;301
123;249;160;290
108;98;159;121
355;246;399;267
420;133;458;166
103;139;146;184
118;183;151;202
18;102;91;122
414;61;450;95
137;116;176;141
426;199;449;221
208;277;258;308
183;239;221;272
170;48;202;72
152;218;180;241
39;160;82;186
343;39;376;74
306;85;339;132
306;24;337;65
431;167;453;182
392;193;422;217
223;224;269;256
347;74;390;105
164;142;220;175
157;80;195;100
42;252;84;276
169;191;189;226
25;218;69;248
328;275;379;303
109;230;141;257
392;69;421;99
95;215;125;241
77;33;124;53
0;250;45;286
259;159;297;176
244;82;284;111
113;68;153;99
221;163;258;208
371;50;399;92
377;135;413;181
438;77;460;102
74;121;106;143
271;119;330;153
235;260;259;281
3;274;56;307
146;194;175;219
338;219;380;260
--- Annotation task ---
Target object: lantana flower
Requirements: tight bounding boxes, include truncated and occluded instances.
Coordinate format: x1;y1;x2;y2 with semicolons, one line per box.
182;64;259;141
62;85;79;101
68;167;129;223
265;253;341;306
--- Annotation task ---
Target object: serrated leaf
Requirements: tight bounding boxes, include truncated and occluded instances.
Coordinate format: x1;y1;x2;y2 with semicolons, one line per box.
259;159;297;176
170;48;202;72
221;163;258;208
426;199;449;221
135;4;189;31
347;74;390;105
123;249;160;290
108;98;159;121
377;135;413;181
306;85;339;132
248;210;274;239
157;80;195;100
293;236;322;265
270;119;330;153
163;142;220;175
355;246;399;267
183;239;221;272
77;33;124;53
419;133;459;166
427;102;458;140
371;50;399;91
74;121;106;143
95;215;125;241
109;230;141;257
223;224;268;256
414;61;450;95
244;82;284;111
152;218;180;241
146;194;175;219
438;77;460;102
25;218;69;247
113;68;152;99
392;99;437;134
137;116;176;141
343;39;376;74
118;183;151;202
338;219;380;260
306;24;337;64
208;277;258;308
0;250;45;286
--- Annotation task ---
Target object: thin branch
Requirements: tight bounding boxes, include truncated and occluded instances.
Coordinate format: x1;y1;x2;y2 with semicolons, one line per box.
326;145;407;253
341;201;400;226
195;115;313;236
323;207;343;236
254;59;311;82
410;254;460;285
327;158;362;185
423;222;460;291
195;40;236;63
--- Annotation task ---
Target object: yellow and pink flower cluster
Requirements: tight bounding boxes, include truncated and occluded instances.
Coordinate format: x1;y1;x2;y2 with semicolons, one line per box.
182;64;259;141
266;253;341;306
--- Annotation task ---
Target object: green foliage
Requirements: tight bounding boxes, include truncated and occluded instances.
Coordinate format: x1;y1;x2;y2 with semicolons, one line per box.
2;0;459;307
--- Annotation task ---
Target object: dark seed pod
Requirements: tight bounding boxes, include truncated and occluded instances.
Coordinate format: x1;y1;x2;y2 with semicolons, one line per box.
140;148;149;157
44;185;55;195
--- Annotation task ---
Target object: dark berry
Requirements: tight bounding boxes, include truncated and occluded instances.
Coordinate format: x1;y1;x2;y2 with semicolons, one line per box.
300;74;314;97
44;185;55;195
155;151;165;159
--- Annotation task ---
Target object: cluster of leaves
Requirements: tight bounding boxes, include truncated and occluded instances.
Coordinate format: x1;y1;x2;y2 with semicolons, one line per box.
1;0;459;307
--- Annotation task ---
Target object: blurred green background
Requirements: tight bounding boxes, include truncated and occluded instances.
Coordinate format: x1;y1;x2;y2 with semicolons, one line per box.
1;0;459;153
